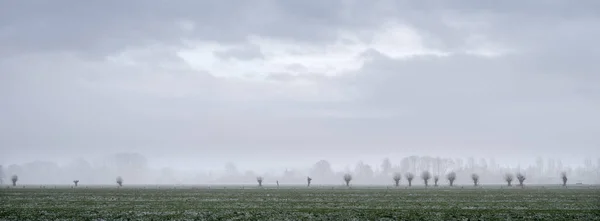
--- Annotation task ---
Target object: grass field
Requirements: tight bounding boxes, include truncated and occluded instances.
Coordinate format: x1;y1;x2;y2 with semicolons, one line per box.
1;185;599;220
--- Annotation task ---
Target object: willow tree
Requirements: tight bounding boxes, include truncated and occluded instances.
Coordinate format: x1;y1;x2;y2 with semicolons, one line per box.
405;173;415;187
116;176;123;187
11;175;18;186
446;172;456;186
504;173;514;186
421;171;431;187
257;177;263;187
471;173;479;186
392;173;402;187
516;173;526;187
343;174;352;187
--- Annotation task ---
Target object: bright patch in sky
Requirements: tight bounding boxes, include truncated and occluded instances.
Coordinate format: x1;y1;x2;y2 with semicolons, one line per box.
178;22;448;80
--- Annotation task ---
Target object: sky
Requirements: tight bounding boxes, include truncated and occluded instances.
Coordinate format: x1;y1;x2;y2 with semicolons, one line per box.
1;0;599;170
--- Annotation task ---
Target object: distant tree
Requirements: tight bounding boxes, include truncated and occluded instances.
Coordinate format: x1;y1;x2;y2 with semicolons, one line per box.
405;173;415;187
433;175;439;187
421;171;431;187
224;162;238;175
471;173;479;186
504;173;514;186
116;176;123;187
343;174;352;187
354;161;374;180
392;173;402;187
516;173;526;187
11;175;18;186
381;158;392;175
561;172;568;186
257;176;263;187
311;160;334;179
446;172;456;186
307;176;312;187
0;165;4;184
276;180;279;188
73;180;79;187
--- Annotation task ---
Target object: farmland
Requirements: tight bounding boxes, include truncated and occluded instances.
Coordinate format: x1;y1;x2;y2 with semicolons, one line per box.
1;185;599;220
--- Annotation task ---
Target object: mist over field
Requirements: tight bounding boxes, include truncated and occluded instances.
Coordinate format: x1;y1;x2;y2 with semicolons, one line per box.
1;153;599;186
1;1;599;186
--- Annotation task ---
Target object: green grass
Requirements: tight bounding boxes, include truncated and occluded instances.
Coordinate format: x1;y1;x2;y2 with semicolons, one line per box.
1;186;599;220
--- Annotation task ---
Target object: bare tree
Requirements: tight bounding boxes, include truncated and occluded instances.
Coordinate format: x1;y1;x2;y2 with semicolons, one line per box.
561;172;567;186
504;173;514;186
257;176;263;187
516;173;526;187
116;176;123;187
434;175;439;187
73;180;79;187
307;176;312;187
392;173;401;187
421;171;431;187
405;173;415;187
471;173;479;186
11;175;18;186
343;173;352;187
446;172;456;186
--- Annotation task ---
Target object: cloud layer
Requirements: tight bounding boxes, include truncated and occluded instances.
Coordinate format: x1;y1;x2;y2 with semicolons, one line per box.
1;0;599;166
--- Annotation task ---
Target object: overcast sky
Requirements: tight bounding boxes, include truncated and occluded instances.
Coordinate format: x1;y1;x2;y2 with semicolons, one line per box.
1;0;599;169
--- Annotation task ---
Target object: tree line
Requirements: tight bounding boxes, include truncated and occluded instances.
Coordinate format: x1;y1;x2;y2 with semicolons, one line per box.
3;170;570;188
1;154;597;186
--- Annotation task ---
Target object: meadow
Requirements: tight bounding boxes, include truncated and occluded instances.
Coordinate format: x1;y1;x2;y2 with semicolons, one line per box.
1;185;599;220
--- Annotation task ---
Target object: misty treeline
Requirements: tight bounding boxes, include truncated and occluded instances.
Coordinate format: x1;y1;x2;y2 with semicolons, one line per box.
0;153;599;185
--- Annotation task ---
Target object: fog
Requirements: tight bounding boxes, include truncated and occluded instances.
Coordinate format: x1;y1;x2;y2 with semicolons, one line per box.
0;153;598;185
1;1;599;185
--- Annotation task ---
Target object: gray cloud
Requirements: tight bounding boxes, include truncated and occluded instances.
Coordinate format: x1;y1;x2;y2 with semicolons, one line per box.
347;52;600;153
7;0;596;57
213;44;264;60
